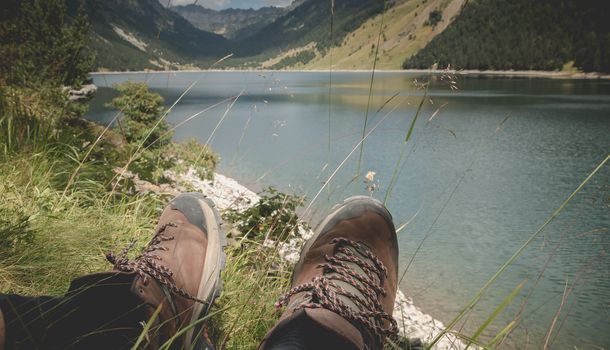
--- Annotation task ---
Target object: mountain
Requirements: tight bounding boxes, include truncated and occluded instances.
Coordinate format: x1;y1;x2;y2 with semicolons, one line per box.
403;0;610;72
170;5;287;40
66;0;231;70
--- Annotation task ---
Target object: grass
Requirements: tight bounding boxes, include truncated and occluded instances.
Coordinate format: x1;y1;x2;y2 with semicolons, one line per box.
0;152;159;296
207;241;291;349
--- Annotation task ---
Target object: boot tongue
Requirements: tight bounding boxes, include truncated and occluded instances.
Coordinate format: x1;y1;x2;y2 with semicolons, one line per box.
320;241;388;348
327;244;381;317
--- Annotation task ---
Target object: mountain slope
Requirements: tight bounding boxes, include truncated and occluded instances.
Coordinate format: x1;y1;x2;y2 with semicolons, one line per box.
403;0;610;72
170;5;287;40
301;0;466;70
67;0;230;70
231;0;384;59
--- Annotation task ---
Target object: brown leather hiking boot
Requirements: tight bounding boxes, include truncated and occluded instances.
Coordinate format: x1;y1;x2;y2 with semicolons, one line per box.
260;196;399;350
107;193;226;349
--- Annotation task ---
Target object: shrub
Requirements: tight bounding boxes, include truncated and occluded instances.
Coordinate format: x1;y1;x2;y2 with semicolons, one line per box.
223;187;308;241
165;139;218;181
424;9;442;27
109;81;173;149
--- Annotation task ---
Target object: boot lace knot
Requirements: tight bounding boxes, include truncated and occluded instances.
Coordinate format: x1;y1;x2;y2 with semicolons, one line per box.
106;222;204;303
276;237;398;344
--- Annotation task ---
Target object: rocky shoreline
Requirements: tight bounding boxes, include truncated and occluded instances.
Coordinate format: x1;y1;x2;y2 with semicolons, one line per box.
130;166;471;349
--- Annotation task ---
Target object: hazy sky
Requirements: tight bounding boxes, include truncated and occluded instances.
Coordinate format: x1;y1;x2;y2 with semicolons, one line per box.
163;0;293;10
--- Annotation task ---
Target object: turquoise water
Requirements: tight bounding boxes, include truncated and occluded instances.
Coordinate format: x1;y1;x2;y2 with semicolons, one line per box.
89;71;610;349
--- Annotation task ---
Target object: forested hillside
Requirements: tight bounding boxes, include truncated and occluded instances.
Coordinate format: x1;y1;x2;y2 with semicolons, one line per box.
403;0;610;72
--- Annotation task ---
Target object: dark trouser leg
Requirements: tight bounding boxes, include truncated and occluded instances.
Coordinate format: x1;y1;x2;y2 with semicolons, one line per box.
0;272;146;350
264;313;358;350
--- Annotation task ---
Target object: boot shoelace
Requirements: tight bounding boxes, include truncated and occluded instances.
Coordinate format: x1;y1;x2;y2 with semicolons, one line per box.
276;237;398;345
106;222;204;303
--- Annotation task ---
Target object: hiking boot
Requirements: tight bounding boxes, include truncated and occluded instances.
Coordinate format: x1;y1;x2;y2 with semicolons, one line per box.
260;196;399;350
106;193;226;349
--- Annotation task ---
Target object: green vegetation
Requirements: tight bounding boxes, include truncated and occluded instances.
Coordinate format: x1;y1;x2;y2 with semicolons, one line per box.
424;9;442;27
0;0;94;87
224;187;308;240
109;81;172;149
269;50;316;69
404;0;610;72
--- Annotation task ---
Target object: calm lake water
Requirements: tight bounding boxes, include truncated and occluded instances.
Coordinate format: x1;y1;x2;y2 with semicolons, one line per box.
89;71;610;349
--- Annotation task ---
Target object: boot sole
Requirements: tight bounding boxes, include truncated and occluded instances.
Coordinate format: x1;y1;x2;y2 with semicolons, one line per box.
180;193;226;349
292;195;396;284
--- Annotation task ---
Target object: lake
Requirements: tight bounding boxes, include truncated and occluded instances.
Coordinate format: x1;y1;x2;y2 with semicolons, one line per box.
88;71;610;349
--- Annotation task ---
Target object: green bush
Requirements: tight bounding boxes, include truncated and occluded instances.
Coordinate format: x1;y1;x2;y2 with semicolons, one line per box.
424;9;442;27
224;187;308;241
108;83;220;185
109;81;173;149
165;139;219;181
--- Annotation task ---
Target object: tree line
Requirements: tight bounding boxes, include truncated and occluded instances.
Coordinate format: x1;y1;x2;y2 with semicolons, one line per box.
403;0;610;73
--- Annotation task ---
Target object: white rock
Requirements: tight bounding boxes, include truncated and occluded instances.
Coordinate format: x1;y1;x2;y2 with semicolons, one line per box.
165;167;259;212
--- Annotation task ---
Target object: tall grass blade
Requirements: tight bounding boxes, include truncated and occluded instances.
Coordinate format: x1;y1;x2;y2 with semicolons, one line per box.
448;331;496;350
404;88;428;143
488;321;517;348
356;0;387;175
542;279;569;350
328;0;334;153
131;303;163;349
384;86;428;205
195;90;243;166
303;100;401;217
466;282;524;349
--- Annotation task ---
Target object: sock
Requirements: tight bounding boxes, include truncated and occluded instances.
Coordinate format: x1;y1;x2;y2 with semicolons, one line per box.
0;272;146;350
265;312;358;350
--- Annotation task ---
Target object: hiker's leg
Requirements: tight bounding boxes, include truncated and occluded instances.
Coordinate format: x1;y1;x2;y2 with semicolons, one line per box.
263;312;357;350
0;305;5;350
260;196;399;350
0;272;146;350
